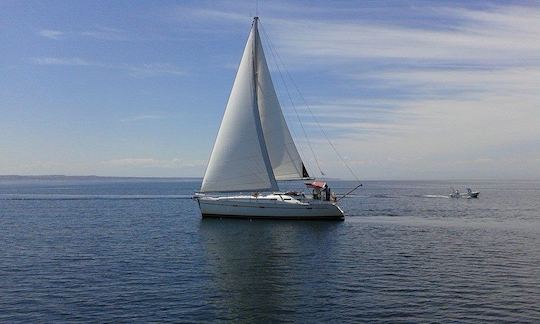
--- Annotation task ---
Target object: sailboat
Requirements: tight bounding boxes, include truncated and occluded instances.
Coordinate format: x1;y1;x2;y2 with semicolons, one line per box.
194;17;344;220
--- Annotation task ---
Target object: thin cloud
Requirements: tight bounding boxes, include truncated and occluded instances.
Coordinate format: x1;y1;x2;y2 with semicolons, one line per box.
29;57;187;77
36;26;158;41
37;29;64;40
121;114;166;122
101;158;205;169
30;57;92;66
80;26;130;41
265;7;540;65
127;63;187;77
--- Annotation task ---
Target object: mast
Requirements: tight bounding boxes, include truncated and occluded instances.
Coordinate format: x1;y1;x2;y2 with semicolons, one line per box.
251;17;278;190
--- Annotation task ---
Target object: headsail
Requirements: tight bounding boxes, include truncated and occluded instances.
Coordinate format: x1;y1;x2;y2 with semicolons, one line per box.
255;25;310;180
201;20;278;193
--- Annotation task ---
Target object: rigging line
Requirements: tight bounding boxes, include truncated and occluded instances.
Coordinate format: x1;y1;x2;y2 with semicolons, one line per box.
260;23;360;182
259;23;325;177
336;183;363;202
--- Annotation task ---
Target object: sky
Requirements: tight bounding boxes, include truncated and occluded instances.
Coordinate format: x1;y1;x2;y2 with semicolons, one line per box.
1;0;539;180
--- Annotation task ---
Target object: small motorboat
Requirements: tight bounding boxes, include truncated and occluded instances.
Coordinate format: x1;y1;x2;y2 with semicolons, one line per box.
449;188;479;198
465;188;480;198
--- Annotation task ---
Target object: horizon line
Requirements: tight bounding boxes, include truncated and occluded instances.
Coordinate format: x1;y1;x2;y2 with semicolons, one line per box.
1;175;538;182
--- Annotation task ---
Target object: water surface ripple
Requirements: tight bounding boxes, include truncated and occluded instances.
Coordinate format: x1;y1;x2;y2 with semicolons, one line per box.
1;179;539;322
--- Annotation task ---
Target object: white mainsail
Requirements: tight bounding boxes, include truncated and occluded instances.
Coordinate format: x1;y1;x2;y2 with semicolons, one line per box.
201;18;308;193
255;26;309;181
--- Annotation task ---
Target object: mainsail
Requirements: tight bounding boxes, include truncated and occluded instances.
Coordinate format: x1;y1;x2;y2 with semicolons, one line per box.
255;24;309;181
201;17;308;193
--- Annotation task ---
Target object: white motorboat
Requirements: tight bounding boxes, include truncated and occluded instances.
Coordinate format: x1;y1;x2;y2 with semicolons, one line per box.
195;17;345;220
450;188;480;198
465;188;480;198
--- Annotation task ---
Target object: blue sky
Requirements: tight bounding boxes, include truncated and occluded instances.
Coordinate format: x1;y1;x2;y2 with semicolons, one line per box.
1;0;539;179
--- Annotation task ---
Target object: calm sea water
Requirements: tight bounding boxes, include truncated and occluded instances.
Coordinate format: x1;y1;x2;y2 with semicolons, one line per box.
1;179;539;322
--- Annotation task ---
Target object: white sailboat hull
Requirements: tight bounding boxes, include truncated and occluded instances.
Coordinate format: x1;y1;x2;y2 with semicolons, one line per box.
196;195;344;220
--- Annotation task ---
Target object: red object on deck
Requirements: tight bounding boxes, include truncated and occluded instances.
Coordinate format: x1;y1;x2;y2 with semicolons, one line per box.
305;181;327;189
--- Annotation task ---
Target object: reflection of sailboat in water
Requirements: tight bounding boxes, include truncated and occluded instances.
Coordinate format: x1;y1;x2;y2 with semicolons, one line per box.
195;17;345;220
199;219;342;320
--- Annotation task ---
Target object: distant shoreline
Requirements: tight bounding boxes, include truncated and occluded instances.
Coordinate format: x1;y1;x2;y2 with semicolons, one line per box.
0;175;537;182
0;175;203;181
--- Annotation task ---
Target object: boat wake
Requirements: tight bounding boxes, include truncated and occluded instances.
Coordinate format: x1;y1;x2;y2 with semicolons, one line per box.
339;194;450;199
422;194;451;199
372;194;400;199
